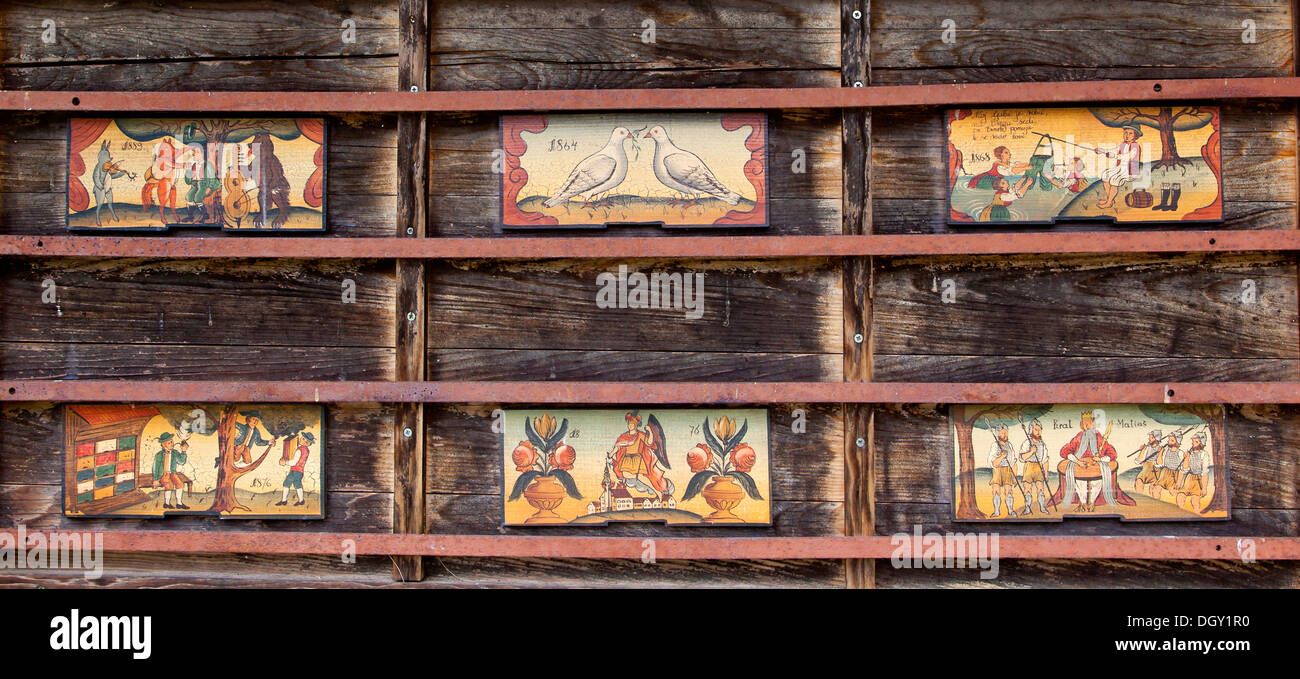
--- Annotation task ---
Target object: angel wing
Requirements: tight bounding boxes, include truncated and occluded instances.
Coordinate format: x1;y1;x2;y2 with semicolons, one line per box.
647;414;670;469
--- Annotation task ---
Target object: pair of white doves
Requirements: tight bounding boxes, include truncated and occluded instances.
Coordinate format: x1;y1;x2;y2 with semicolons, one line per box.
543;126;743;208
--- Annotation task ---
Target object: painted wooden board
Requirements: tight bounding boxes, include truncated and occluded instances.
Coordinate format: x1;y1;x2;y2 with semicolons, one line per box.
945;106;1222;225
500;113;768;229
503;409;771;526
63;404;324;519
67;118;326;232
952;405;1228;522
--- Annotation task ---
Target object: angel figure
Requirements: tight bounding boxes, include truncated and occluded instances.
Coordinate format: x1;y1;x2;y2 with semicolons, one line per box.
608;411;674;501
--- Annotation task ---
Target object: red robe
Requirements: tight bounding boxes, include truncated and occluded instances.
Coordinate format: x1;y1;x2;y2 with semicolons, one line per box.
612;429;668;493
1050;430;1136;506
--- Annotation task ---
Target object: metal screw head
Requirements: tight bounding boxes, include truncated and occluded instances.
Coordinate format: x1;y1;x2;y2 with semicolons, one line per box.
406;311;417;322
406;226;415;235
855;437;866;448
852;10;862;19
853;333;864;344
853;81;864;88
403;427;414;438
409;85;419;93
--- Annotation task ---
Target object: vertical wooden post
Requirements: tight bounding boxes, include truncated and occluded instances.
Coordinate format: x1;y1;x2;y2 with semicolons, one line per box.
393;0;429;582
842;0;875;588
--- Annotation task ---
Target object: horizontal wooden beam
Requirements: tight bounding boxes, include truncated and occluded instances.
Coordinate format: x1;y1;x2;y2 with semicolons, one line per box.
2;231;1294;260
1;77;1295;113
20;529;1295;560
3;381;1298;404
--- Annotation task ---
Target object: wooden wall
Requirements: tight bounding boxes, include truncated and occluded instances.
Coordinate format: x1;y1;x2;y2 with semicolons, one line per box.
869;0;1300;588
1;0;1297;588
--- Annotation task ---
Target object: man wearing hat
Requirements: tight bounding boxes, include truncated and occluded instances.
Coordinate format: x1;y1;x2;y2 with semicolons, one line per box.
1177;433;1209;512
1096;125;1144;210
276;431;315;507
233;410;275;465
1134;429;1163;496
152;432;192;510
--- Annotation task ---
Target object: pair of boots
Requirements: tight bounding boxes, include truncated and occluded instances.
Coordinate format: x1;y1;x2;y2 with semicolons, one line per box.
1152;183;1182;211
1020;493;1050;515
992;493;1017;517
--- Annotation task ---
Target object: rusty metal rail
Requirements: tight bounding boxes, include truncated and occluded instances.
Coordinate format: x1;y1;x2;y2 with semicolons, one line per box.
4;381;1298;404
23;530;1294;560
1;77;1296;112
2;231;1296;259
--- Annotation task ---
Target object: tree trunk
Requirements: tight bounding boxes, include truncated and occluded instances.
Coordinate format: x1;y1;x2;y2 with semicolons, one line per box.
1151;108;1189;170
954;417;985;519
207;405;243;513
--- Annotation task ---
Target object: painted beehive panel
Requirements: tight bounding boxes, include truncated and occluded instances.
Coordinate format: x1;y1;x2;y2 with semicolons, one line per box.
67;118;326;232
951;404;1228;522
946;106;1222;225
63;404;325;519
501;112;767;229
503;408;771;526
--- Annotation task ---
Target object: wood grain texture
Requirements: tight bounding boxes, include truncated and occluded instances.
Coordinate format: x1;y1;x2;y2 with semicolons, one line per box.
429;348;840;381
872;252;1298;361
425;258;842;357
870;0;1293;84
0;257;396;347
871;102;1297;234
392;0;428;582
429;0;840;90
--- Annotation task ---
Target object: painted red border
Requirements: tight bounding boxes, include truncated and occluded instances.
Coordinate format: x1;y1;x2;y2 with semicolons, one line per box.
501;115;559;227
1183;108;1223;221
713;113;767;226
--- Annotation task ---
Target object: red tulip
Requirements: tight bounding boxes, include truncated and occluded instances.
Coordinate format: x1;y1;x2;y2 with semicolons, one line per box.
729;444;756;472
512;440;537;471
549;443;576;471
687;444;712;473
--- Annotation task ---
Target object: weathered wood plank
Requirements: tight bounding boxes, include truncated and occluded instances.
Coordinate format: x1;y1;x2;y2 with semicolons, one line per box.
877;558;1300;588
0;57;398;91
872;1;1291;31
0;258;396;347
0;0;398;63
425;403;843;501
0;402;394;492
0;554;844;588
428;348;841;381
427;492;843;536
2;484;393;532
429;27;838;90
872;252;1298;359
426;258;842;354
432;0;840;29
0;343;394;380
874;355;1299;382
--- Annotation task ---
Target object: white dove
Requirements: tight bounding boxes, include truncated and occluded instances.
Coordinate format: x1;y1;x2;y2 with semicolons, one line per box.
543;127;633;208
644;125;742;207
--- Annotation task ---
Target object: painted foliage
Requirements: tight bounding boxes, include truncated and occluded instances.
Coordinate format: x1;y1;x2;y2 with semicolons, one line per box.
67;118;326;232
63;404;324;519
501;112;767;229
503;409;770;526
946;106;1222;225
951;404;1228;522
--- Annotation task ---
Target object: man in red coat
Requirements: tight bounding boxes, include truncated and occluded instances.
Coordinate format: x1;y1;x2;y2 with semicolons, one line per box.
1051;411;1136;512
